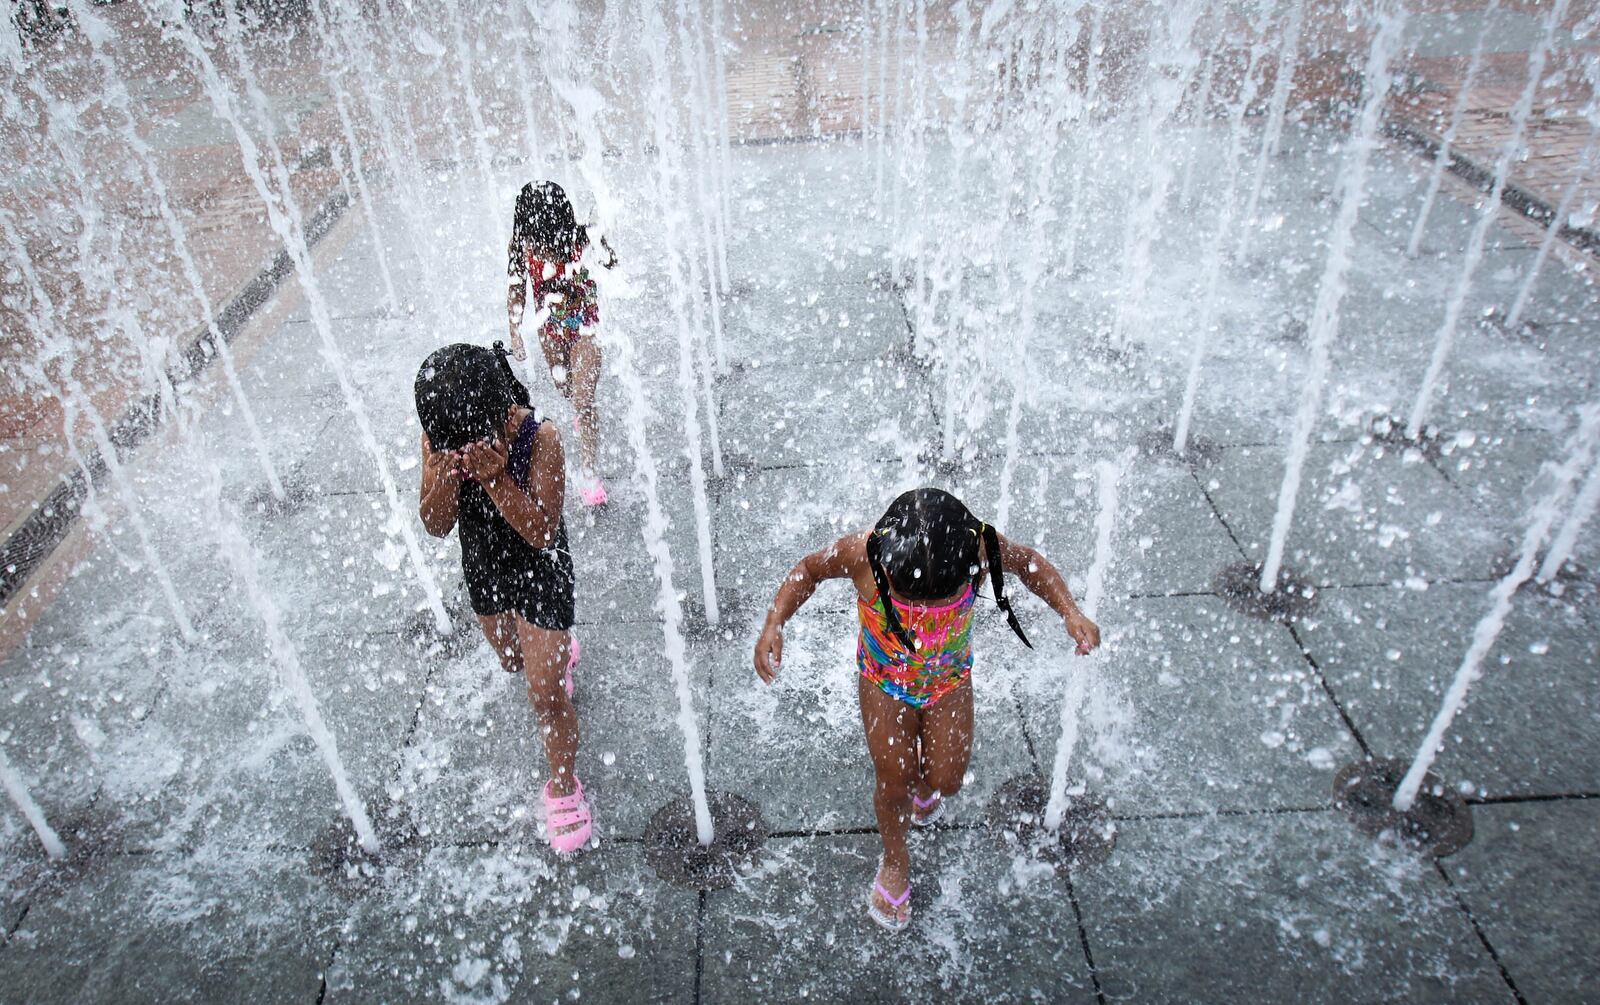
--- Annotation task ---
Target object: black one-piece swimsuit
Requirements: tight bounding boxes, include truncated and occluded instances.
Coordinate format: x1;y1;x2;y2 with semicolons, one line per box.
456;412;576;630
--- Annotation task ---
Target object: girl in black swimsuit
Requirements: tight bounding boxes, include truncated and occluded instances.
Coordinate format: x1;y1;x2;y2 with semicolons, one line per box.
414;342;592;853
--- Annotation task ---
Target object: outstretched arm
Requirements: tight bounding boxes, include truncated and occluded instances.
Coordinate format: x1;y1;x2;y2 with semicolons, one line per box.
506;237;528;360
753;530;867;684
996;532;1101;654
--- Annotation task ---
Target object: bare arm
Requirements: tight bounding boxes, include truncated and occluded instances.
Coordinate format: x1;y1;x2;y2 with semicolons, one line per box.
418;433;460;538
753;529;868;683
995;532;1100;654
506;236;528;360
460;421;565;549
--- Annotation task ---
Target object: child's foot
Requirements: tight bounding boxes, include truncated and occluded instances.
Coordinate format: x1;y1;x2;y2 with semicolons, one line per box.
579;475;608;507
911;790;944;827
542;778;593;854
867;861;912;932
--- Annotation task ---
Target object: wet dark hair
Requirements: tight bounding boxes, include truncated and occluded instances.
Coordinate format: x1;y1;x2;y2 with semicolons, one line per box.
510;180;587;262
865;487;1032;651
414;342;530;452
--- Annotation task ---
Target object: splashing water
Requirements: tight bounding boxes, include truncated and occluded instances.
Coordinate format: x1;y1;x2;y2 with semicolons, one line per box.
1258;6;1408;595
1505;120;1599;331
0;744;65;860
1405;0;1572;441
1404;0;1499;260
163;6;453;635
1394;402;1600;811
1045;450;1126;832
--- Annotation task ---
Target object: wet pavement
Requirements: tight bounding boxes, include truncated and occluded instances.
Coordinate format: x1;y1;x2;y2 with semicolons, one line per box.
2;2;1599;1002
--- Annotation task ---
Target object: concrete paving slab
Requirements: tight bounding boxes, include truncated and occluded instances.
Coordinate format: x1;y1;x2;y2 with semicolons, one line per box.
1203;440;1503;586
1296;583;1600;798
1446;799;1600;1004
0;849;339;1004
719;355;935;469
1074;811;1513;1002
397;621;710;844
107;630;426;850
722;273;906;369
326;842;696;1003
238;488;439;640
1017;595;1356;816
700;830;1098;1003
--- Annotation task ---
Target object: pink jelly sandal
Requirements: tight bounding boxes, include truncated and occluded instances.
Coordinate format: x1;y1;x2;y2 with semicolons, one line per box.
911;791;944;828
564;633;580;698
579;476;608;507
867;869;912;933
542;778;593;854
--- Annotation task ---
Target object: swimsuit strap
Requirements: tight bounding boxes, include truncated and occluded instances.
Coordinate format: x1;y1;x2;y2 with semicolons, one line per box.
505;410;542;490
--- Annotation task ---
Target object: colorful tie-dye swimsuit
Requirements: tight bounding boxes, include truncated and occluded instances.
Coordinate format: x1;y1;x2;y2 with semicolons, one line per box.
522;242;599;344
857;583;977;708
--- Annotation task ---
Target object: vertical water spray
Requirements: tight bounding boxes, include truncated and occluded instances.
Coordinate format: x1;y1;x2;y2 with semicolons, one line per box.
1107;0;1206;351
1394;402;1600;811
1538;451;1600;585
320;0;440;325
1405;0;1499;259
0;211;196;643
995;12;1082;530
1258;5;1408;595
639;0;717;844
164;4;453;635
1236;0;1303;262
442;0;504;246
705;0;734;300
206;469;381;853
673;0;730;374
65;0;286;501
1177;47;1217;207
873;0;891;211
309;9;401;316
1505;122;1598;331
1044;450;1124;832
508;0;546;172
1406;0;1571;441
1173;8;1272;456
0;744;65;860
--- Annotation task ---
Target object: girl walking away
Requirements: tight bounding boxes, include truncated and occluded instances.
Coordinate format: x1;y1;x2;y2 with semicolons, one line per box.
752;488;1100;931
506;181;617;507
416;342;592;853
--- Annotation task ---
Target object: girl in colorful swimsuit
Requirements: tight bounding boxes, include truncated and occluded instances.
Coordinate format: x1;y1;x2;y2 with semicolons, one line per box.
753;488;1100;931
416;342;592;853
506;181;616;507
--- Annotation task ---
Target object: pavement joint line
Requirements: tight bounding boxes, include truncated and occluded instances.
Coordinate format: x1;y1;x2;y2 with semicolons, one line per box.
1433;859;1530;1005
1286;621;1374;760
314;934;342;1005
1063;871;1106;1005
1382;117;1600;261
0;184;354;617
1188;468;1249;559
692;888;708;1005
1468;791;1600;806
1;903;31;952
1109;804;1332;823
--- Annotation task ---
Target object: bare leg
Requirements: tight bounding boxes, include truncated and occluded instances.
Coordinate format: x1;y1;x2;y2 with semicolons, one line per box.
478;613;524;674
569;334;603;475
858;675;919;918
915;682;974;814
518;621;580;803
536;326;575;401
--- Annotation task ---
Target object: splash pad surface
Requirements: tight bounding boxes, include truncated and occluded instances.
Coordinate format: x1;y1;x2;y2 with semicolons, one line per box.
2;2;1598;1001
